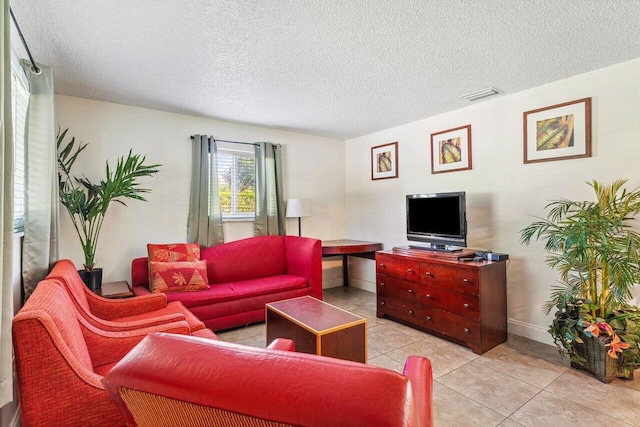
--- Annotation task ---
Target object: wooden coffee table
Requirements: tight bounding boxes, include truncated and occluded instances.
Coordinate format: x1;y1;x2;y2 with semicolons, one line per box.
266;296;367;363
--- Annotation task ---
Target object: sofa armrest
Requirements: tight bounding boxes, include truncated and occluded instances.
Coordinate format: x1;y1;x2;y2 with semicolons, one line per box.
284;236;323;300
86;291;168;320
266;338;295;351
81;319;192;368
403;356;434;427
131;257;150;288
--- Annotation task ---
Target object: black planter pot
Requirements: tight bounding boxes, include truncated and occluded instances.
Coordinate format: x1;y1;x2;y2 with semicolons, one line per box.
78;268;103;291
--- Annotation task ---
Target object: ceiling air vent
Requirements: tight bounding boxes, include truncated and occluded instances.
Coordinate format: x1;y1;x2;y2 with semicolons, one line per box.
460;87;501;101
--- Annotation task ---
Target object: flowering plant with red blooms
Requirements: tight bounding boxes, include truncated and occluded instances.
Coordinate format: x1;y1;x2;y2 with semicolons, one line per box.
581;320;630;358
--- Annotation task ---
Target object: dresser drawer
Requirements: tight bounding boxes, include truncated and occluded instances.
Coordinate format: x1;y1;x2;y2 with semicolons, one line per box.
376;253;420;281
377;275;421;303
420;308;481;345
419;263;479;295
421;285;479;319
377;295;423;325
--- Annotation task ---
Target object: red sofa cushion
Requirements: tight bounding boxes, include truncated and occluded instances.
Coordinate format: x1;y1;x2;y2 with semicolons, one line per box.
147;243;200;262
203;236;287;284
149;260;210;294
164;275;307;308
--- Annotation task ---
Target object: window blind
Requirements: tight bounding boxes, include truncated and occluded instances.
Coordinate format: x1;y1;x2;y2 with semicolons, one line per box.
11;71;28;232
217;149;255;219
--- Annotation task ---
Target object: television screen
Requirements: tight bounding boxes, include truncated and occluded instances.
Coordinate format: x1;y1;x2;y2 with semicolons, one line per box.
406;192;466;250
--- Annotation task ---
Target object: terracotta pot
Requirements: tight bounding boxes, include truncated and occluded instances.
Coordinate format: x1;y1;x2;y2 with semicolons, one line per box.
571;332;631;383
78;268;103;291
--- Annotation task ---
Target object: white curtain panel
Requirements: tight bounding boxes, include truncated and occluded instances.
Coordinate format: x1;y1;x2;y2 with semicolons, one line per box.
20;59;58;300
0;0;15;407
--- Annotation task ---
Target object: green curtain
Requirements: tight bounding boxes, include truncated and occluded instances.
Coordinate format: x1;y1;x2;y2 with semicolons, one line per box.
254;142;284;236
20;59;58;299
187;135;224;247
0;0;14;407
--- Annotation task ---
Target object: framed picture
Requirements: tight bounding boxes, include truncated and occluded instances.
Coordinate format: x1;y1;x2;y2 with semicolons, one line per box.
371;142;398;180
430;125;472;174
523;97;591;164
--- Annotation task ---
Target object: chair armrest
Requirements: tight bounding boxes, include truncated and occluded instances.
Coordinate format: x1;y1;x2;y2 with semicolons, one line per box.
284;236;323;300
81;319;192;368
87;312;187;332
86;292;168;320
403;356;434;427
266;338;295;351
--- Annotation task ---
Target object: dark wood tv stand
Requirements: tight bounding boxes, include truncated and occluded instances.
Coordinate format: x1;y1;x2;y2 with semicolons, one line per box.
376;247;507;354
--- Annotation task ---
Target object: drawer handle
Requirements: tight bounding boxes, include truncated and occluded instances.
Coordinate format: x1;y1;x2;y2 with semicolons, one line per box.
407;268;414;273
425;271;433;277
463;303;469;308
408;310;414;315
380;282;385;286
379;263;386;268
381;301;385;305
464;328;470;333
425;294;431;299
426;316;432;320
407;289;413;293
463;278;470;284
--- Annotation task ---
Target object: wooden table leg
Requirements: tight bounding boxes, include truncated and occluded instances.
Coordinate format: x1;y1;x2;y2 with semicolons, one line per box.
342;254;349;286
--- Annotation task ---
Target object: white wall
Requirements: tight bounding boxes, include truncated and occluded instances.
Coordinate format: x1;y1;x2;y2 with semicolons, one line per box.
55;95;346;284
345;57;640;344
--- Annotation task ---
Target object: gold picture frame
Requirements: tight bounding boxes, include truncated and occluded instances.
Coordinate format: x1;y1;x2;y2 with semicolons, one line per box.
371;142;398;180
523;97;592;164
430;125;472;174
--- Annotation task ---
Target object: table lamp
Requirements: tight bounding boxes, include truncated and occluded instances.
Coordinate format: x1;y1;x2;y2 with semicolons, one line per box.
286;198;312;236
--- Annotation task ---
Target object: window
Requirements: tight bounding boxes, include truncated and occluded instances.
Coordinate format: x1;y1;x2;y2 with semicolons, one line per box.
216;148;255;220
11;68;29;233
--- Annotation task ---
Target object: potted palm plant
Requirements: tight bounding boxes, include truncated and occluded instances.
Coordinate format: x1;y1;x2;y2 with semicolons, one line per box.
57;128;161;290
520;179;640;382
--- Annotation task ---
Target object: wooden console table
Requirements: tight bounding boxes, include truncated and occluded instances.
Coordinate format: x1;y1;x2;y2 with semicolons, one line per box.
322;239;383;286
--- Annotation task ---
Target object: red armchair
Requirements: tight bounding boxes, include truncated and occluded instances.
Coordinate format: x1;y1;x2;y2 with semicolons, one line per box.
12;278;219;426
103;333;434;426
47;259;206;333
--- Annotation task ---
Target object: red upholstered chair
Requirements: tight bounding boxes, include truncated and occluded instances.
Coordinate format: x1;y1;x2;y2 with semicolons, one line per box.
47;259;206;333
12;278;209;426
103;333;434;427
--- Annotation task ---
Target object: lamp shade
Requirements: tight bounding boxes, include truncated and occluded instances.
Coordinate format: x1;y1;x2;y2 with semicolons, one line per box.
286;199;312;218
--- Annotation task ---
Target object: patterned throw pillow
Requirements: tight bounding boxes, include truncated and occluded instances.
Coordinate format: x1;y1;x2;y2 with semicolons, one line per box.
147;243;201;263
149;260;210;294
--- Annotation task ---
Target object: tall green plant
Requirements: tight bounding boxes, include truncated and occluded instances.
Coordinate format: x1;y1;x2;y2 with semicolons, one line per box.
57;128;161;270
520;179;640;318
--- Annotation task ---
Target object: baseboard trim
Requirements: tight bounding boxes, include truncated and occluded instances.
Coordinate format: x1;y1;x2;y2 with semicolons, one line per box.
508;318;555;346
345;278;376;293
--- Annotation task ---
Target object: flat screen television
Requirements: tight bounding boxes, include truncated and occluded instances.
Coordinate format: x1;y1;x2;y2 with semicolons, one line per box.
406;191;467;251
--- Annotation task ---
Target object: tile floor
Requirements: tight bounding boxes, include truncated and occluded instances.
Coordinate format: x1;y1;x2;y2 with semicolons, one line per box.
217;287;640;426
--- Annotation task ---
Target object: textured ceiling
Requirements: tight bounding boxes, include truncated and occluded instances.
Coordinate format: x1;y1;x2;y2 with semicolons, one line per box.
10;1;640;139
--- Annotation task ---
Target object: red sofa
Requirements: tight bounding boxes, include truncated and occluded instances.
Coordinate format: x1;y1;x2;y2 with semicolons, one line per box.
103;333;434;426
131;235;323;331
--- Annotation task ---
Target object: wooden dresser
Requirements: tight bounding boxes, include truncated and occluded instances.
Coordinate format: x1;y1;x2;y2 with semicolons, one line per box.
376;247;507;354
